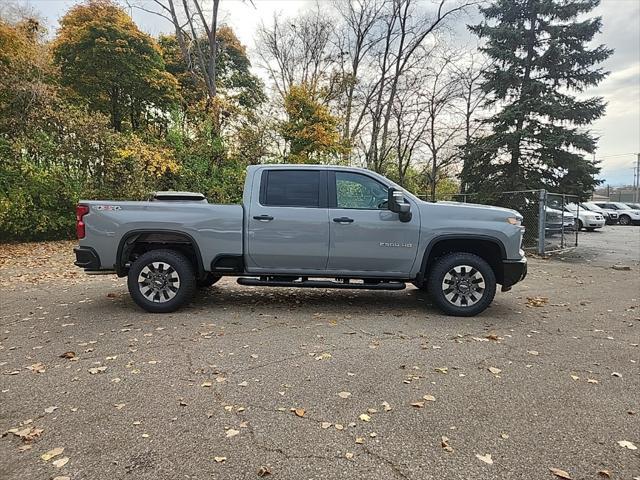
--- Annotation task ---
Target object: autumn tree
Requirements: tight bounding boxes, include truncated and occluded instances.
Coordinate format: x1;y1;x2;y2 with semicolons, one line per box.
280;84;344;164
53;0;178;131
462;0;612;198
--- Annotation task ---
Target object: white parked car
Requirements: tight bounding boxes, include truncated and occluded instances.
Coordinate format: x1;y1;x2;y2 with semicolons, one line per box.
582;202;617;224
593;202;640;226
564;203;605;231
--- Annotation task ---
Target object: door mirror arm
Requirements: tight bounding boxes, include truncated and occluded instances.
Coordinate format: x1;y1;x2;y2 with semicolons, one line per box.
388;188;412;222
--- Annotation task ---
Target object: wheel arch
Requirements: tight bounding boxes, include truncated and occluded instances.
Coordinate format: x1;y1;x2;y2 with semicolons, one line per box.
116;229;205;278
417;235;506;286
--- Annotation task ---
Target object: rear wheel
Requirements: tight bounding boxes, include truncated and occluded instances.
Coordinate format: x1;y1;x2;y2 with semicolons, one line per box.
127;249;196;313
578;219;584;230
427;253;496;317
619;215;631;226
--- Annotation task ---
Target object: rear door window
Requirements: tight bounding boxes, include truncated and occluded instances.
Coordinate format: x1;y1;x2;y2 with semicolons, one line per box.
262;170;322;207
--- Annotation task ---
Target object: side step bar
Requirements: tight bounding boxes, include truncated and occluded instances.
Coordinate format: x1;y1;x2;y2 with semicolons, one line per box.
237;277;406;290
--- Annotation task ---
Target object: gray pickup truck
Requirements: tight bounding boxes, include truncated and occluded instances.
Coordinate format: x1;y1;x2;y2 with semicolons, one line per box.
74;165;527;316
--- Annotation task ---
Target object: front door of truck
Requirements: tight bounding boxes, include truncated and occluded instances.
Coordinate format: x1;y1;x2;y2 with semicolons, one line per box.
247;169;329;271
327;171;420;275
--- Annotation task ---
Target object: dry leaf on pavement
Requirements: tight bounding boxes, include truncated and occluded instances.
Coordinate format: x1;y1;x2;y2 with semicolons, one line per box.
41;447;64;461
475;453;493;465
214;456;227;463
225;429;240;438
337;391;351;399
549;467;572;479
488;367;502;375
294;409;305;417
359;414;371;422
52;457;69;468
617;440;637;450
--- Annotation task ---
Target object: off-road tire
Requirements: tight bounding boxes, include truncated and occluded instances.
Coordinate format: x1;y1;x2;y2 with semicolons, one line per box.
427;252;496;317
197;273;222;288
127;249;196;313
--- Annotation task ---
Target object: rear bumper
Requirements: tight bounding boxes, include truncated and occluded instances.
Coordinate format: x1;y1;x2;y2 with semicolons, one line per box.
501;257;527;290
74;246;101;270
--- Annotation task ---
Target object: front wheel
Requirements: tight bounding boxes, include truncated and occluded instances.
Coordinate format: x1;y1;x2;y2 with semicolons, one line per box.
427;253;496;317
127;249;196;313
618;215;631;226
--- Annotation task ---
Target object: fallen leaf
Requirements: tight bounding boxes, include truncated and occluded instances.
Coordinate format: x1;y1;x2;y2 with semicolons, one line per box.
587;379;599;384
28;362;45;373
201;382;213;387
359;414;370;422
355;437;364;444
611;372;622;378
527;350;539;356
59;352;76;359
214;456;227;463
382;401;392;412
500;433;509;439
53;477;71;480
617;440;637;450
345;452;354;459
526;296;548;307
549;467;572;479
42;447;64;461
570;375;580;381
88;366;107;374
257;466;272;477
337;391;351;399
475;453;493;465
44;406;58;414
597;470;611;478
410;402;425;408
441;436;453;452
237;381;248;387
488;367;502;375
321;422;331;429
294;409;305;418
226;429;240;438
114;403;126;410
334;424;344;430
486;333;500;341
434;367;448;374
423;395;436;402
52;457;69;468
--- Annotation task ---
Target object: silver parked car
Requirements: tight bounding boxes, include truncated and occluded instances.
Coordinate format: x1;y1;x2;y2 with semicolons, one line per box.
582;202;618;224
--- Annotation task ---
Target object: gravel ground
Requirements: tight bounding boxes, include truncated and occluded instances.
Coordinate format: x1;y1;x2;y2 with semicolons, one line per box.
1;228;639;480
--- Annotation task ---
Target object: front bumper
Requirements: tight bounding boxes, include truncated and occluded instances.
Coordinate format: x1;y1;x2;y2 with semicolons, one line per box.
74;246;101;270
501;257;527;291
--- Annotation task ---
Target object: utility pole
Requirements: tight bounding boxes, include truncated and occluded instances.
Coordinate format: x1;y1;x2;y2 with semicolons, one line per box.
635;153;640;202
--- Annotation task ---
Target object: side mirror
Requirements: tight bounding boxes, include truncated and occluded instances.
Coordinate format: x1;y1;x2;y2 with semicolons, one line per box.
388;188;412;222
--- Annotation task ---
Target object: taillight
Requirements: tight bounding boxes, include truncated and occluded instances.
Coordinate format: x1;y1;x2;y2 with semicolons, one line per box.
76;204;90;239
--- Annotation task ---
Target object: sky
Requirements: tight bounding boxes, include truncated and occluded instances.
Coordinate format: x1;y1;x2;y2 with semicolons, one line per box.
15;0;640;186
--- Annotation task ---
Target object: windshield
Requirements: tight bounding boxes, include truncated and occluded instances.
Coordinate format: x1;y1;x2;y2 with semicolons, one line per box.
580;203;596;211
613;202;631;210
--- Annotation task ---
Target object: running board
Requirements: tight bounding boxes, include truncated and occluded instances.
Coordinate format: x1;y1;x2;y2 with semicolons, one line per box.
237;277;406;290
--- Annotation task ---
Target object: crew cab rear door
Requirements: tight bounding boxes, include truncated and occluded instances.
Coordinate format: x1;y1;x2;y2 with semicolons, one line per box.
246;169;329;271
327;171;420;275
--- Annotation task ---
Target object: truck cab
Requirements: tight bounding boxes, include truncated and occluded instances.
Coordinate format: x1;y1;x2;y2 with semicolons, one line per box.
74;165;527;316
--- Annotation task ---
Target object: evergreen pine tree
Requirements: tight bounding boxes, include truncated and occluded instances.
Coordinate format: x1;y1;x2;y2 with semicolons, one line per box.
461;0;612;198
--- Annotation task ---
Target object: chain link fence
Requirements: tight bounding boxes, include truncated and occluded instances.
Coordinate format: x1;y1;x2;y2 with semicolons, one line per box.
419;190;580;255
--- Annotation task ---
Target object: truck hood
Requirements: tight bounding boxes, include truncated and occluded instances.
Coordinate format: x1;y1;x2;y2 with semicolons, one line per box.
419;200;522;221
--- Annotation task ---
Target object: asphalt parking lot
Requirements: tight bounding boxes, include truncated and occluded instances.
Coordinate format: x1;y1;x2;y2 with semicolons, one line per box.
1;227;639;480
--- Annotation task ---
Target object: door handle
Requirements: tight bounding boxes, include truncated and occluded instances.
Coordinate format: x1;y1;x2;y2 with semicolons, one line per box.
333;217;354;224
253;215;274;222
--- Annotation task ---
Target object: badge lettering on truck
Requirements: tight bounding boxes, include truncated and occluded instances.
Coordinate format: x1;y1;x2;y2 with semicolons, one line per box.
379;242;413;248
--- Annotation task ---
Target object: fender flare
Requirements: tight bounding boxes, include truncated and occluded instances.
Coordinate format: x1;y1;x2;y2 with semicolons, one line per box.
115;229;205;277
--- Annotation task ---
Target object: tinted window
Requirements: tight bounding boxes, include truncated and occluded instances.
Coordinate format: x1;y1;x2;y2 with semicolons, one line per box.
335;172;388;209
264;170;320;207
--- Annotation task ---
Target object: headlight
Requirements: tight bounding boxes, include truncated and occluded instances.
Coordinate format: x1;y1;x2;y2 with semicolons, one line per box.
507;217;521;226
